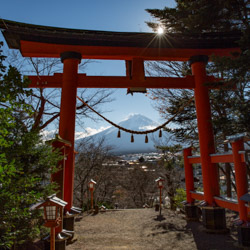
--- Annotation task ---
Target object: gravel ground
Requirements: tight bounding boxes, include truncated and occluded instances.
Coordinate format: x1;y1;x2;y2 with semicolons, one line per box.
67;208;240;250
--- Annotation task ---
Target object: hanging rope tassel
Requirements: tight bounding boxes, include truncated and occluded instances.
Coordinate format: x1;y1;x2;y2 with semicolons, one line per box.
145;134;148;143
159;129;162;138
131;134;134;143
117;130;121;138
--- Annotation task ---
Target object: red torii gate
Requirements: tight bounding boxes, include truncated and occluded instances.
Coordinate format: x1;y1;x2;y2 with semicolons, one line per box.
1;20;247;243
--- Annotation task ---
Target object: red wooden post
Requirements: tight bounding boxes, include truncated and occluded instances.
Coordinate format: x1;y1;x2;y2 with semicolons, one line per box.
183;147;195;204
190;55;219;205
155;177;163;216
159;187;162;216
88;180;96;210
51;138;71;234
50;227;55;250
232;139;248;221
59;52;81;211
91;190;94;210
51;138;71;199
51;141;66;200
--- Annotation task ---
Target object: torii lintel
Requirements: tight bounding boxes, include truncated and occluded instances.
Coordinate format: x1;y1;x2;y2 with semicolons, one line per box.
28;74;223;89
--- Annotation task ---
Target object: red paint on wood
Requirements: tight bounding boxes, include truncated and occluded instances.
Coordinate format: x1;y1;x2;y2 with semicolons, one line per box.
214;197;239;212
188;156;201;164
190;192;204;201
20;40;240;61
28;74;196;89
210;153;234;163
184;148;195;204
59;57;79;211
232;139;248;221
192;60;220;205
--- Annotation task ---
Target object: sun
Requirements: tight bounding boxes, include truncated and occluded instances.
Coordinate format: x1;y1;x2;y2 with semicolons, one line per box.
157;26;164;35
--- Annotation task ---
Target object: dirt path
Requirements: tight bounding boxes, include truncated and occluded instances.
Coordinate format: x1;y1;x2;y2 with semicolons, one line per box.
67;208;240;250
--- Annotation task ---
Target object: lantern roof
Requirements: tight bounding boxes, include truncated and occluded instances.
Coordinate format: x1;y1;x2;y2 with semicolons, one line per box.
0;19;241;61
89;179;97;184
155;177;164;182
31;194;67;210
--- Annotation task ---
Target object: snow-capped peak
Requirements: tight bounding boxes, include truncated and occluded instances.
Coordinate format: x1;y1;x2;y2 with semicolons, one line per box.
76;114;165;154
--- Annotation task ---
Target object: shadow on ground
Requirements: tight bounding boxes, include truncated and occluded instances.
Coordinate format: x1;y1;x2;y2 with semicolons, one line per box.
186;221;240;250
154;214;166;221
149;211;240;250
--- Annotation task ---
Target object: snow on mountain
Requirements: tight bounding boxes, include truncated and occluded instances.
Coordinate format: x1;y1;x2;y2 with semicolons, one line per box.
40;129;57;141
76;114;171;155
75;126;110;140
41;126;110;142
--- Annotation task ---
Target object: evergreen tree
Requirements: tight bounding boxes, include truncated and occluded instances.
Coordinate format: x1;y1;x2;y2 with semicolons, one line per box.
146;0;249;144
146;1;249;196
146;0;249;33
0;41;60;249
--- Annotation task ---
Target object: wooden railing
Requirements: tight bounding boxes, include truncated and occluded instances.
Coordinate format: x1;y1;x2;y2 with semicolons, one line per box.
183;136;249;221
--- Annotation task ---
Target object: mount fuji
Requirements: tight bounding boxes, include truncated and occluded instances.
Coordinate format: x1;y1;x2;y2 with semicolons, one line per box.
76;114;171;155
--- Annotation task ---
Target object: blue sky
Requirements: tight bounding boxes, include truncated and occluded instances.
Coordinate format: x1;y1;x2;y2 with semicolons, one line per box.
1;0;176;136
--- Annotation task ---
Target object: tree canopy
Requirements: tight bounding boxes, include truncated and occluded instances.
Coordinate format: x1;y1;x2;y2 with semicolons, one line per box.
146;0;249;33
0;41;61;249
146;0;249;147
146;0;249;197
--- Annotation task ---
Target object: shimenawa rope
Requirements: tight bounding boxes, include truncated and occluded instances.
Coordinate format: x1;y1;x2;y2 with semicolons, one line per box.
76;96;194;135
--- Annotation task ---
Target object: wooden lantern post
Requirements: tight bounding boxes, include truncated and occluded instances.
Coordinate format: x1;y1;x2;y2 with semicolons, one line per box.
155;177;164;216
88;179;97;211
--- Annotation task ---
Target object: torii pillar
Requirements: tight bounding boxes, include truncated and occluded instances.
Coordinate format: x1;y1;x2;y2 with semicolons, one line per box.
59;51;81;212
188;56;225;231
190;55;220;203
